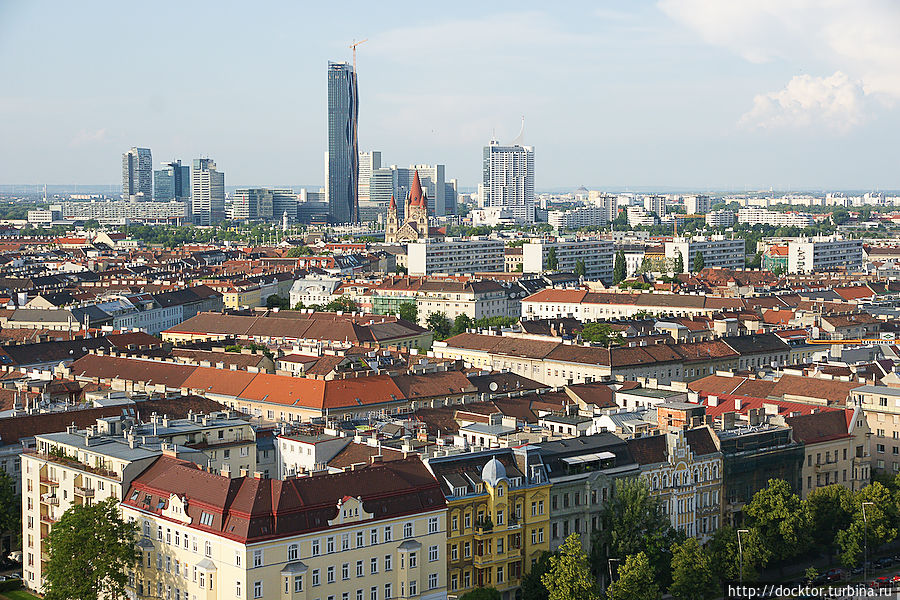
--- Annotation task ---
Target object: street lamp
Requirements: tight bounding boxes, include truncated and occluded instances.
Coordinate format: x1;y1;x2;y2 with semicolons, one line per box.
737;529;750;584
863;501;875;582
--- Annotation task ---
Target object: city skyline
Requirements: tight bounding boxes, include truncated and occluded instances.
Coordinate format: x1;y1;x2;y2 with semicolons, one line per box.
2;2;900;190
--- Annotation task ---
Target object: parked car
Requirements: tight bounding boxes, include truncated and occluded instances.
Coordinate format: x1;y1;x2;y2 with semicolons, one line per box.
876;557;894;569
826;568;846;582
872;576;891;589
852;566;865;576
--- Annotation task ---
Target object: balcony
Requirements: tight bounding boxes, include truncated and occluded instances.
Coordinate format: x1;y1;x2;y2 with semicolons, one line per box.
74;486;95;497
39;476;59;487
39;514;57;525
39;494;59;506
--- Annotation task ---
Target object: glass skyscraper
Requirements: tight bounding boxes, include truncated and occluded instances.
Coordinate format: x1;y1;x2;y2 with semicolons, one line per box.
326;61;359;224
153;160;191;202
190;158;225;226
121;147;152;200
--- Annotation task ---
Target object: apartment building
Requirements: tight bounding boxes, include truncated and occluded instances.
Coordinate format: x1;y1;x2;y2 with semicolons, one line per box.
850;385;900;473
370;277;511;326
787;236;864;274
548;205;608;230
425;448;550;600
627;426;723;542
520;289;744;320
407;238;505;276
737;208;814;228
705;210;735;227
121;456;447;600
522;238;614;284
535;434;639;553
664;236;745;273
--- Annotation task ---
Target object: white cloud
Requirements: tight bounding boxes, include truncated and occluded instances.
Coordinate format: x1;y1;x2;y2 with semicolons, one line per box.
659;0;900;130
739;71;865;131
69;128;107;147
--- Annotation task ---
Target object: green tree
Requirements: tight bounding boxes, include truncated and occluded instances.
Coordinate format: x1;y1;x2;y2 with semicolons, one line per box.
607;552;658;600
323;295;358;312
472;316;519;329
542;534;598;600
744;478;808;564
832;209;850;225
459;588;501;600
836;481;898;567
451;314;474;337
266;294;290;310
593;478;683;589
669;538;716;600
547;247;558;270
0;470;20;547
706;526;768;583
804;484;853;555
398;302;418;323
522;551;553;600
426;312;452;340
638;256;652;274
43;497;139;600
613;250;627;283
746;251;762;269
804;567;819;583
580;322;623;346
692;251;705;273
674;251;684;273
285;245;313;257
575;259;587;278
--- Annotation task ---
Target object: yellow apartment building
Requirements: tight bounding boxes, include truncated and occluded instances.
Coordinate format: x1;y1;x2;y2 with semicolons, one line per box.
425;448;550;600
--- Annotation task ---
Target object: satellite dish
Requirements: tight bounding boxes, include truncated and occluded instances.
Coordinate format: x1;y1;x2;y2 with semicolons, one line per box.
489;382;499;392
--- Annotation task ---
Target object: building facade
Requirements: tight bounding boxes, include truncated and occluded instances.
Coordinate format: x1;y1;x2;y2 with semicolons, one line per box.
191;158;225;226
664;236;745;273
407;238;505;276
327;61;359;223
522;238;615;284
154;160;191;202
122;147;153;201
482;140;535;224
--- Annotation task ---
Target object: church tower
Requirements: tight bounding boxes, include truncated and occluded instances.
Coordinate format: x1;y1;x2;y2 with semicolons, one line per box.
385;195;399;243
407;170;429;234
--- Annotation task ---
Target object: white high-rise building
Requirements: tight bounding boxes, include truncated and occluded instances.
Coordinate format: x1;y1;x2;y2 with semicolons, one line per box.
482;139;535;223
358;150;382;202
190;158;225;226
684;195;711;215
787;236;863;274
643;195;666;217
121;147;152;201
664;236;745;273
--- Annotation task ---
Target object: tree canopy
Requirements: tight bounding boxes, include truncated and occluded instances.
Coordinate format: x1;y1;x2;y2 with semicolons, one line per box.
398;302;418;323
580;322;624;346
607;552;659;600
542;534;599;600
744;478;808;564
669;538;717;600
613;250;626;283
43;497;139;600
426;312;452;340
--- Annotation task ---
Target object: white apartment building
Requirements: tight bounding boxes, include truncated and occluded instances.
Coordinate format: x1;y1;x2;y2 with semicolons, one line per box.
737;208;815;228
57;200;189;224
643;195;666;217
705;210;735;228
482;140;535;223
684;195;711;215
664;236;745;273
787;236;863;274
627;206;656;227
408;238;505;275
548;205;608;230
522;238;614;283
358;151;382;202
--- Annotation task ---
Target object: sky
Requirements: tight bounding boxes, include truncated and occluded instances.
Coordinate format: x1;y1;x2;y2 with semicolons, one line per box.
1;0;899;191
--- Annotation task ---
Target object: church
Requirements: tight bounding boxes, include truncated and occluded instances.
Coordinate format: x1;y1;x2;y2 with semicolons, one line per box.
384;170;444;243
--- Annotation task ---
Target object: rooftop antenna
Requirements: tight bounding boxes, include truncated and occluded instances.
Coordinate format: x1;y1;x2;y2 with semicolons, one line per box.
510;116;525;146
349;38;368;72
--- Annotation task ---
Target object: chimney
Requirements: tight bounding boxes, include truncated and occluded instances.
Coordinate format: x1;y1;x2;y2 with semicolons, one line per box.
707;395;718;407
734;397;741;411
239;468;249;477
221;464;231;478
253;471;264;479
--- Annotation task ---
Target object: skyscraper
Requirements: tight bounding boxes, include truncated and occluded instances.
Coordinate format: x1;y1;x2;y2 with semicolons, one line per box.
482;139;535;223
326;61;359;223
190;158;225;226
153;160;191;202
121;147;152;200
358;151;381;202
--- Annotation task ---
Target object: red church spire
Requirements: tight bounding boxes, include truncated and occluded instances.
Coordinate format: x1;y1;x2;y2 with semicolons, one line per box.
389;194;396;210
409;170;426;208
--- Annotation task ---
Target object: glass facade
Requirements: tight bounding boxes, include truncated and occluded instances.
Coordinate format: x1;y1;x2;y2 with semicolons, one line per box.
154;160;190;202
121;147;152;200
327;62;359;224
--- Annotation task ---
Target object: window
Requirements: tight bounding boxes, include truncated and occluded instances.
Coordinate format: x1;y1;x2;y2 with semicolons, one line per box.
253;581;262;599
403;522;413;538
253;549;262;568
428;545;438;562
371;529;378;545
451;515;458;531
356;531;364;547
428;573;438;590
288;544;298;561
464;513;472;529
200;512;214;527
356;560;364;577
311;569;320;587
409;552;417;568
370;557;378;574
451;545;458;561
327;536;335;553
327;566;335;584
371;587;378;600
384;526;393;542
409;581;417;596
312;539;321;556
464;541;471;558
205;541;212;558
235;552;242;567
342;563;350;580
342;533;350;551
428;517;438;533
385;583;393;599
236;581;241;597
357;590;364;600
294;576;303;593
385;554;392;571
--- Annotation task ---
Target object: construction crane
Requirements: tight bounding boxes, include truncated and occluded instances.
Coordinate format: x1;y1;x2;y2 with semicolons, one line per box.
349;38;368;71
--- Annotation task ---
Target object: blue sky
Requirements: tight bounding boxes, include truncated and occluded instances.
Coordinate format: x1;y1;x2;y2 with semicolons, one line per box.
1;0;899;190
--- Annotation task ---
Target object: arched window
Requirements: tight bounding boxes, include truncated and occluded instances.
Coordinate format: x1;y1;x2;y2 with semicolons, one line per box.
288;544;298;561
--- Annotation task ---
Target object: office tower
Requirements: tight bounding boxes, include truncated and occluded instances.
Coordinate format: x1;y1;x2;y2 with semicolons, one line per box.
482;139;535;223
326;61;359;223
404;164;445;217
121;147;152;200
272;189;298;223
444;179;458;215
643;195;667;217
190;158;225;225
358;151;382;202
153;160;191;202
231;188;274;221
370;166;401;219
684;194;711;215
368;165;449;220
